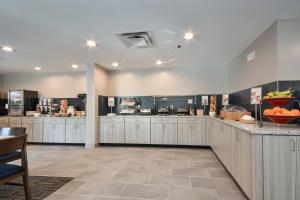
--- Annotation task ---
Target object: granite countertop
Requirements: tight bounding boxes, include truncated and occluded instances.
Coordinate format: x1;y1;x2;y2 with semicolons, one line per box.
214;117;300;136
99;115;210;118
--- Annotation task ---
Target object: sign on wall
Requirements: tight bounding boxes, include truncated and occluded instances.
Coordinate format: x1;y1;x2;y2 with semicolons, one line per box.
251;87;262;104
201;96;208;106
222;94;229;106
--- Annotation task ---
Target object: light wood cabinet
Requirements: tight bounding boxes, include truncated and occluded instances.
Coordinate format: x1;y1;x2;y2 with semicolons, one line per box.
43;119;66;143
9;117;22;127
297;137;300;200
0;117;9;127
66;123;86;143
178;117;206;145
125;122;150;144
100;122;124;143
151;123;177;144
22;117;43;143
263;136;297;200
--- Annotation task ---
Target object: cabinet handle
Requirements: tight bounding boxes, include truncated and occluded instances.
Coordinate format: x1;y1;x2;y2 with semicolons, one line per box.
289;139;296;152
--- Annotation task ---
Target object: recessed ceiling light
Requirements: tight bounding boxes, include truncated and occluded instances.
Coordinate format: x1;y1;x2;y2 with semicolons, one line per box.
86;40;97;47
184;32;194;40
111;62;119;67
34;66;41;71
2;46;14;52
72;64;79;69
156;60;163;65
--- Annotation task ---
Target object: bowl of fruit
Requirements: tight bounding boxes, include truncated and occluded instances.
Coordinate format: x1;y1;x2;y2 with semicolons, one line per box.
263;107;300;124
263;89;296;107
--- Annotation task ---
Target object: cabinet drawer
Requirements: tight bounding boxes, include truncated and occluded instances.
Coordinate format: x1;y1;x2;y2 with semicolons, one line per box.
44;118;66;124
0;117;9;123
125;117;151;123
22;117;43;124
66;118;86;124
9;117;22;124
177;117;205;124
151;117;177;124
100;116;124;123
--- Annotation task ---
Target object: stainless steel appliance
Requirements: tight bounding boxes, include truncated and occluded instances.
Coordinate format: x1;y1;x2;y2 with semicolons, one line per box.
8;90;38;116
140;108;152;115
157;107;169;115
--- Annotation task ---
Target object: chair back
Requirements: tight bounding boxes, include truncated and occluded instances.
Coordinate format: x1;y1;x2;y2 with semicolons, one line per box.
0;134;27;155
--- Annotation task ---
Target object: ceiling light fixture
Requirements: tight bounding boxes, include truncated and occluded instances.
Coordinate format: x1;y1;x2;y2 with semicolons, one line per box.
184;32;194;40
1;46;14;52
86;40;97;47
72;64;79;69
111;62;119;67
34;66;41;71
156;60;163;65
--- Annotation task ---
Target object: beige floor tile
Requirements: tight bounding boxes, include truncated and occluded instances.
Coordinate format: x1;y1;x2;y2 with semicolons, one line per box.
149;174;191;187
111;172;150;184
120;184;168;200
217;189;247;200
207;169;231;179
75;182;125;196
172;167;209;177
168;186;219;200
191;177;237;189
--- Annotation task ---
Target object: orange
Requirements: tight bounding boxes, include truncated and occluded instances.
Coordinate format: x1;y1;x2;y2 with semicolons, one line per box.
264;109;275;115
282;110;292;116
291;109;300;116
273;107;282;113
275;112;282;116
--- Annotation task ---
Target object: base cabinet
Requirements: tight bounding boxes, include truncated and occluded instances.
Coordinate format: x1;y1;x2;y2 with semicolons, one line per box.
125;122;150;144
151;123;177;144
263;136;297;200
100;122;125;143
177;117;206;145
0;117;9;128
43;119;66;143
66;123;86;143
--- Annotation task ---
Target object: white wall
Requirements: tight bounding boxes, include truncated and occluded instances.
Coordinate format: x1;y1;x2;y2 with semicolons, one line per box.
108;66;228;96
277;18;300;80
1;71;86;98
228;22;278;93
95;64;109;96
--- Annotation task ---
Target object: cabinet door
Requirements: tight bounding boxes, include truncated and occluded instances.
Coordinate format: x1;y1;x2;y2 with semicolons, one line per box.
43;124;54;142
136;123;150;144
164;123;177;144
205;118;212;145
239;130;252;199
151;124;164;144
54;124;66;143
22;123;33;142
223;125;232;172
125;123;150;144
297;137;300;200
231;128;242;185
113;123;124;143
263;136;297;200
32;123;43;142
43;124;65;143
178;124;191;145
100;123;113;143
10;123;22;128
66;123;86;143
191;123;206;145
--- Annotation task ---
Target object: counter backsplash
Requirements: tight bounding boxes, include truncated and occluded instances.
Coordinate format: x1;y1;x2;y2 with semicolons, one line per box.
98;95;223;116
229;80;300;123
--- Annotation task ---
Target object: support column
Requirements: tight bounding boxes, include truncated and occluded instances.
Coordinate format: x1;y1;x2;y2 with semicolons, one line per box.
85;63;98;149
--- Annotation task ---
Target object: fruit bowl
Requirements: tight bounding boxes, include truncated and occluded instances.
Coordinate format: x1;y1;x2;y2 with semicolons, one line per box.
264;115;298;124
263;97;297;107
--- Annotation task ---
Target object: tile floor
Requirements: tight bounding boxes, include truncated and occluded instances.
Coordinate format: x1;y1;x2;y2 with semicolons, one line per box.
25;145;246;200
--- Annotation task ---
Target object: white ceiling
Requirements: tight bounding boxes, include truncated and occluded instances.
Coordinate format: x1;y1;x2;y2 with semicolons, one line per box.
0;0;299;73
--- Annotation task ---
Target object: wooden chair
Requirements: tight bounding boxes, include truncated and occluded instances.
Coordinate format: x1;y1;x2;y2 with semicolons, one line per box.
0;128;31;200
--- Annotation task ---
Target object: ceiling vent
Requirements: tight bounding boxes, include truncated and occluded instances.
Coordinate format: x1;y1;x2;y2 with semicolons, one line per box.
117;31;155;48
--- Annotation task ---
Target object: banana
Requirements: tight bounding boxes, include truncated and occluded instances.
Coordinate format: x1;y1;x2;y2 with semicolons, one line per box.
265;88;293;98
